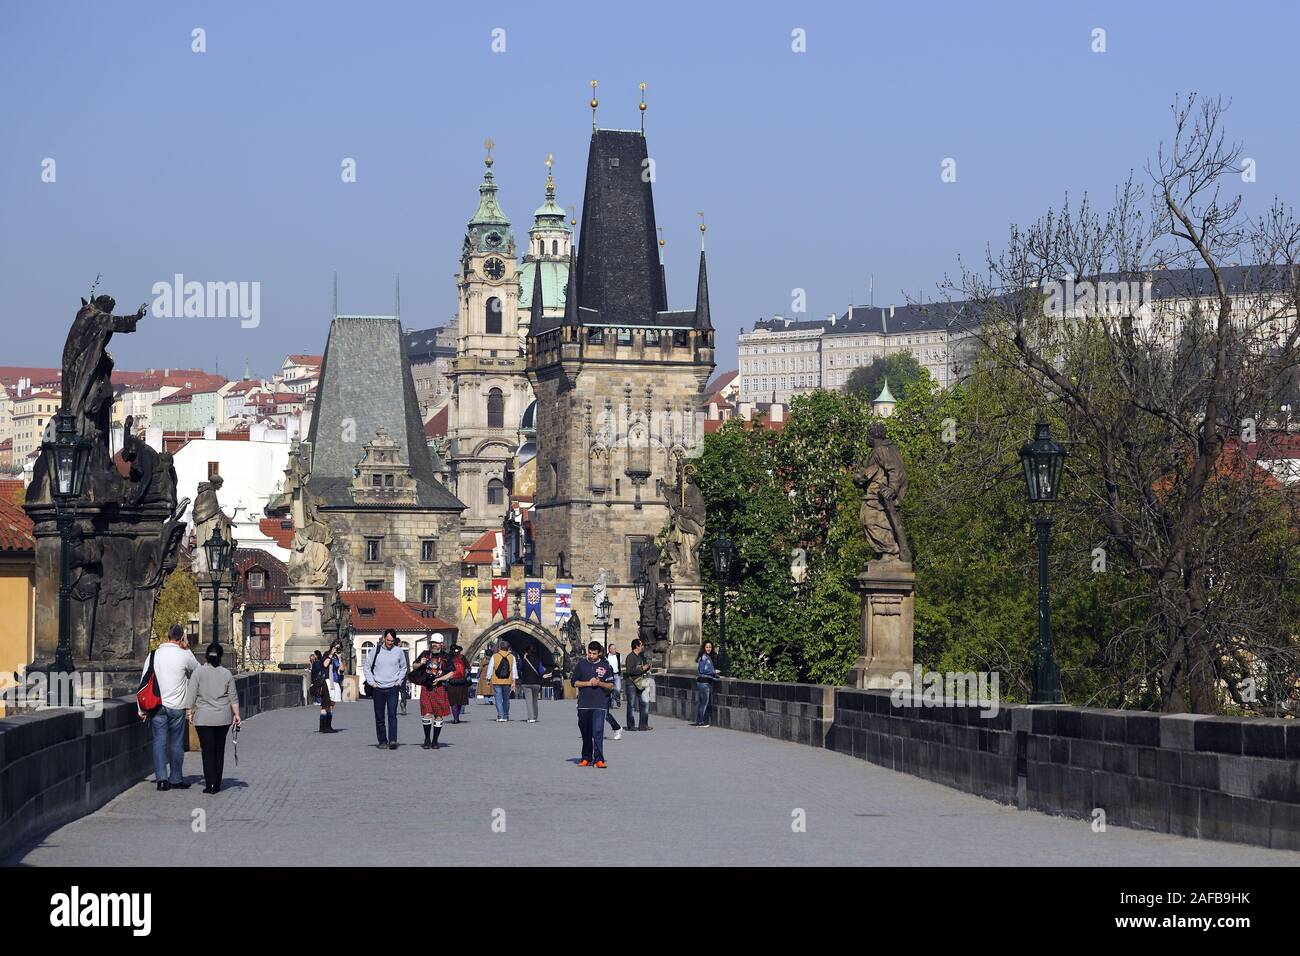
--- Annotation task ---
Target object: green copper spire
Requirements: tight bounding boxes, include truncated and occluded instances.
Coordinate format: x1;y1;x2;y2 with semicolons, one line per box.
874;378;896;405
469;137;511;228
531;154;570;232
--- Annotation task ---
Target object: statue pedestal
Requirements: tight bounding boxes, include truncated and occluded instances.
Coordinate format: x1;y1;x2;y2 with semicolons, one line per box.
847;561;915;690
284;586;331;664
667;584;703;670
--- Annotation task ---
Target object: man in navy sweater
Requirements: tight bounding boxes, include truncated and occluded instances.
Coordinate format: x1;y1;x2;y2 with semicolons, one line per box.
570;641;615;768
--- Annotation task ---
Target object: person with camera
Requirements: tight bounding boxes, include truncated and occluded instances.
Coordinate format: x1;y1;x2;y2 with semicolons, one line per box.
365;628;407;749
622;638;655;731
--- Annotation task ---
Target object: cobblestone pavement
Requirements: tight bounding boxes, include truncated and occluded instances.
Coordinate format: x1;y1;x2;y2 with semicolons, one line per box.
10;699;1299;866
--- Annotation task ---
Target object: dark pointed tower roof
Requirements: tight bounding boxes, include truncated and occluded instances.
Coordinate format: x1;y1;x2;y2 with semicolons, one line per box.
530;248;546;319
694;250;712;331
574;130;666;324
561;247;579;327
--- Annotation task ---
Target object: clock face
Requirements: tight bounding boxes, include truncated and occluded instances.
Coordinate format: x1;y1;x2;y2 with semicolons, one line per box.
483;257;506;281
484;231;503;249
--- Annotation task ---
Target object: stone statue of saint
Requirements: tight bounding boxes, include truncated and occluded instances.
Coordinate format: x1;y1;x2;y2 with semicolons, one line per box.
591;568;609;623
192;475;235;573
121;416;176;507
288;489;336;588
662;463;706;584
562;609;583;656
852;423;911;564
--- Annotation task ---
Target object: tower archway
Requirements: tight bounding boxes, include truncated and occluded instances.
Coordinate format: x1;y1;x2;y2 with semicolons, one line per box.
464;616;567;672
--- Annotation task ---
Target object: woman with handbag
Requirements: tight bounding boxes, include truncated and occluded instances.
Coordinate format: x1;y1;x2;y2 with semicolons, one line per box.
693;641;720;727
309;650;337;733
446;642;470;723
187;642;241;794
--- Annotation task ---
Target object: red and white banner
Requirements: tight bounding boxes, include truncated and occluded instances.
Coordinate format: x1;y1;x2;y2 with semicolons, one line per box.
491;578;508;620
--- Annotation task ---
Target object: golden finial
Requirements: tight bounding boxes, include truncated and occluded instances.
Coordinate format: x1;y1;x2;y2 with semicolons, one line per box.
639;82;647;133
590;80;599;130
658;226;665;249
569;204;577;228
545;153;555;191
484;137;494;168
698;211;707;250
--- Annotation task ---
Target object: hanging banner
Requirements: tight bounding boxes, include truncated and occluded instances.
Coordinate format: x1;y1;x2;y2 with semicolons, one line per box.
525;580;542;623
555;583;572;627
460;578;478;622
491;578;508;620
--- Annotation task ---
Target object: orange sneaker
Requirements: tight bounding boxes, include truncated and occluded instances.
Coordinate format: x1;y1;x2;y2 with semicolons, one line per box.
578;759;591;767
595;760;607;769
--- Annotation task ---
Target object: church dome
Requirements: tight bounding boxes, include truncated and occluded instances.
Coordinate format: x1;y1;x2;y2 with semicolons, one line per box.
519;398;537;435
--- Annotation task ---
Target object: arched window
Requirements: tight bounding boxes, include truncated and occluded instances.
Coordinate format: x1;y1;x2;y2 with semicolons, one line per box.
487;478;505;506
486;297;503;335
552;240;558;255
487;387;504;429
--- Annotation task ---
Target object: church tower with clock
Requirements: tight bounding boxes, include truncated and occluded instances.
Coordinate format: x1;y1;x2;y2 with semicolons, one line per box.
447;140;535;544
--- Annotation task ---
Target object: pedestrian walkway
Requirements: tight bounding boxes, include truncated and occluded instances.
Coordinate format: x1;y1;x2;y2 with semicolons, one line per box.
8;698;1297;866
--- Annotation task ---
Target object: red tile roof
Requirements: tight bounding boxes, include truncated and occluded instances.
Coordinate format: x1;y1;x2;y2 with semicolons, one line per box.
424;407;449;439
0;438;11;450
0;480;23;505
705;370;738;394
462;529;499;564
704;417;785;434
286;354;323;366
340;590;457;635
0;367;61;390
258;517;295;549
0;497;34;552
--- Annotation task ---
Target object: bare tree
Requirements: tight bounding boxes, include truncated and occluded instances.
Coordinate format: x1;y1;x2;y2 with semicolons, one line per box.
945;96;1300;713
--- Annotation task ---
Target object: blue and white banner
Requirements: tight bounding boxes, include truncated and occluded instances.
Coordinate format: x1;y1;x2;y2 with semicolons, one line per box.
554;583;572;627
525;580;542;623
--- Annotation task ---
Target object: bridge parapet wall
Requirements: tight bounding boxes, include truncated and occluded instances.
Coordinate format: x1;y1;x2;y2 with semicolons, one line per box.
0;671;305;863
652;673;1300;851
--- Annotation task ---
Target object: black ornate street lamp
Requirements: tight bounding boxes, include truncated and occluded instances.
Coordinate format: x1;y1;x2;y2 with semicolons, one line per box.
1019;421;1067;704
710;532;735;677
203;527;232;653
44;412;91;676
634;566;649;605
598;594;613;648
331;592;351;673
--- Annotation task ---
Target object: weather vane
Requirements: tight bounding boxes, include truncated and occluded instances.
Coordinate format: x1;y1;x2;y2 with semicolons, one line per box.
590;80;599;130
639;82;647;133
698;211;707;250
484;137;494;168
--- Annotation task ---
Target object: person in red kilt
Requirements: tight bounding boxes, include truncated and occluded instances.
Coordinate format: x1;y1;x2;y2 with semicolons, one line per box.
408;635;454;750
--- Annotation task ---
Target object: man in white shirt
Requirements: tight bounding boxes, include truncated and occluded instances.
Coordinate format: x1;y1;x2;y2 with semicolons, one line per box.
140;624;200;790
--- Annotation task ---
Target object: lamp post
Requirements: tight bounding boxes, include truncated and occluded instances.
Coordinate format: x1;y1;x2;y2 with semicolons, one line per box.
710;533;735;677
331;592;350;673
43;412;91;678
597;594;613;648
1019;420;1067;704
202;527;232;653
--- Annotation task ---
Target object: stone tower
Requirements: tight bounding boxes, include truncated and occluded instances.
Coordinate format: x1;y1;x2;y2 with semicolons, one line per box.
527;127;715;647
448;142;535;544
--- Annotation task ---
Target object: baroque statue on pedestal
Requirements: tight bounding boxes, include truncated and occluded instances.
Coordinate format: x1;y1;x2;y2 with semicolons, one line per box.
852;422;911;565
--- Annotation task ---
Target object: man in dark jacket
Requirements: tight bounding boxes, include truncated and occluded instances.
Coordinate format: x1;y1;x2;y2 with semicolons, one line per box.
570;641;615;767
622;638;654;731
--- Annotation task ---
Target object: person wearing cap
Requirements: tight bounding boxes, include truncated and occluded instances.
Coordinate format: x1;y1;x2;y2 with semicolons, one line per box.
408;634;454;750
446;642;471;723
186;642;241;794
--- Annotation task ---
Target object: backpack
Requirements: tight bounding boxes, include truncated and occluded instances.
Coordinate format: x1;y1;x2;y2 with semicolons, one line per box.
136;648;162;714
494;653;512;680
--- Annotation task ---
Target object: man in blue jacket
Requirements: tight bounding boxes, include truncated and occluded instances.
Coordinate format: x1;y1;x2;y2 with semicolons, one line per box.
570;641;615;768
365;628;408;749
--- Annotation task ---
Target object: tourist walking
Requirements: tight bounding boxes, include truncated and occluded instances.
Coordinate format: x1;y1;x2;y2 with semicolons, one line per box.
693;641;720;727
139;624;200;790
408;636;454;750
187;642;241;794
489;641;516;721
571;641;615;768
447;643;471;723
365;628;407;749
475;649;493;704
607;641;623;706
517;643;549;723
327;641;344;711
623;638;654;731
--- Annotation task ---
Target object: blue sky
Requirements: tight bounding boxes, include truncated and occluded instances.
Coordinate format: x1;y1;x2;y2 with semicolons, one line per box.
2;0;1297;377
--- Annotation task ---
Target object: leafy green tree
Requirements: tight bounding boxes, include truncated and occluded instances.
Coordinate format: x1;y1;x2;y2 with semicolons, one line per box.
845;352;926;402
151;566;199;650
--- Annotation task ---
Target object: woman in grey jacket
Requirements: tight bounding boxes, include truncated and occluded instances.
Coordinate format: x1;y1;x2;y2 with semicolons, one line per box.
187;642;242;794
